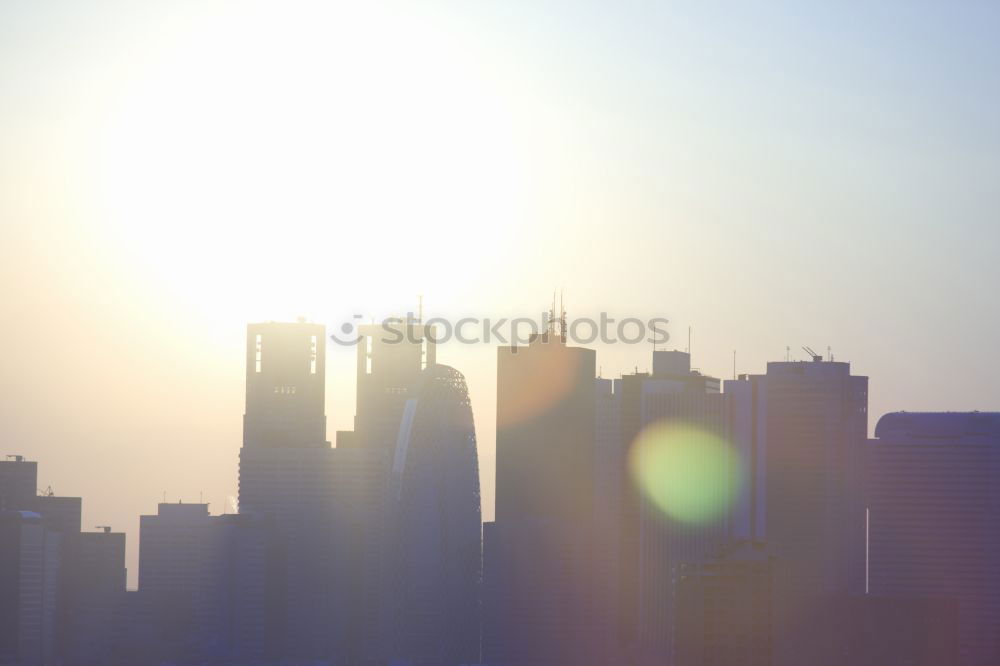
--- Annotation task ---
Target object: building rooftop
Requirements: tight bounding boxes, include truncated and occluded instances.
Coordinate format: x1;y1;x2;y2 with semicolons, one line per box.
874;412;1000;442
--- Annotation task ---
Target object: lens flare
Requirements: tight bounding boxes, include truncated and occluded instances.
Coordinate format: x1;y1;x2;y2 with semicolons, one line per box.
629;422;740;524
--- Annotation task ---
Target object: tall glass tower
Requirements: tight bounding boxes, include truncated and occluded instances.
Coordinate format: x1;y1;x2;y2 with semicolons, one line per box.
386;364;482;666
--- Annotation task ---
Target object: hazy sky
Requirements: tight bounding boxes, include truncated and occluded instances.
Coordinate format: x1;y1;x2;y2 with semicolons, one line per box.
2;0;998;586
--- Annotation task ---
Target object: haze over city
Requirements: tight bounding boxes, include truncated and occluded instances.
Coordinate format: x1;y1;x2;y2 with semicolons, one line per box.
2;6;999;658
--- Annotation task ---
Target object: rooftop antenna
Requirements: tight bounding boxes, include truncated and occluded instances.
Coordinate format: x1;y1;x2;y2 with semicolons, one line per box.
827;345;832;362
687;326;691;355
786;346;790;362
559;289;566;339
550;290;558;335
733;350;737;380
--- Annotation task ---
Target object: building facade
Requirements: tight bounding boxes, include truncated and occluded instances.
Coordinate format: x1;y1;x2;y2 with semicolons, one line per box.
867;411;1000;666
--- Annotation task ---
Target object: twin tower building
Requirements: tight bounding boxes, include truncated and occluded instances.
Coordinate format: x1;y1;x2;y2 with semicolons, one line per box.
238;320;481;665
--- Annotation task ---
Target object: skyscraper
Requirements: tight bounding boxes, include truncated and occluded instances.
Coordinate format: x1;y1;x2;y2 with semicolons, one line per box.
615;351;720;658
1;456;82;665
867;411;1000;666
338;318;437;662
237;320;339;660
726;357;868;666
386;363;481;666
487;322;598;666
136;502;269;664
674;541;775;666
637;387;731;663
66;527;126;666
0;510;61;666
0;456;37;511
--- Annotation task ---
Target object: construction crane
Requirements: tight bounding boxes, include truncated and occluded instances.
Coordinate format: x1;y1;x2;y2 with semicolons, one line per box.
802;346;823;362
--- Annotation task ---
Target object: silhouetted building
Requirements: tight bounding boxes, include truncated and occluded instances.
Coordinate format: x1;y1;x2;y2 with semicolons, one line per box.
867;411;1000;666
487;321;598;666
0;456;37;511
137;502;213;663
637;384;731;663
237;320;340;660
137;503;269;664
726;358;868;666
592;377;623;664
837;595;960;666
338;318;438;662
66;528;126;666
0;511;61;666
354;320;436;454
614;351;720;658
674;541;775;666
29;495;81;535
201;513;268;663
0;457;82;664
386;364;482;666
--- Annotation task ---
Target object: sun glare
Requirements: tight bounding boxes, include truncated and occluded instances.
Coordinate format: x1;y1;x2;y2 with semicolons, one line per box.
94;2;528;330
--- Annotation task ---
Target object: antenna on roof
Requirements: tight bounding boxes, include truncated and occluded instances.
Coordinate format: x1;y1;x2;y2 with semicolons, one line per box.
559;289;567;340
548;290;557;334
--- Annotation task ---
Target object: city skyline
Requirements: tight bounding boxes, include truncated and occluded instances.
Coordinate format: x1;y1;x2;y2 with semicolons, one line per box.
2;2;999;664
3;1;1000;588
5;318;995;665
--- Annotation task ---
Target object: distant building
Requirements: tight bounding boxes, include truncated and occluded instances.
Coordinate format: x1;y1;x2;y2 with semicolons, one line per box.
28;496;81;535
0;456;82;664
0;511;61;666
725;358;868;666
237;320;339;660
867;412;1000;666
637;383;731;662
837;594;960;666
66;528;126;666
386;364;482;666
674;541;775;666
592;377;623;664
613;351;720;659
340;318;437;663
0;456;37;511
137;502;268;664
487;322;599;666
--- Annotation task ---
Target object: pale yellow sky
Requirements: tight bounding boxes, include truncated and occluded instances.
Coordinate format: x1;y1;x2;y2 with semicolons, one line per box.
2;0;998;586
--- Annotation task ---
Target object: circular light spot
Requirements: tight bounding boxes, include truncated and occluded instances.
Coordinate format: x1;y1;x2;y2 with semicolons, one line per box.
629;422;739;524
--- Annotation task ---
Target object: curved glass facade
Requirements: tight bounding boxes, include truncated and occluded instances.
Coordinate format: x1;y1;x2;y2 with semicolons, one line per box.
387;364;482;666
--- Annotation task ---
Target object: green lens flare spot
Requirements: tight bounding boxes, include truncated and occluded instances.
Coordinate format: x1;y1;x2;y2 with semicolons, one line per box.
629;422;739;524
